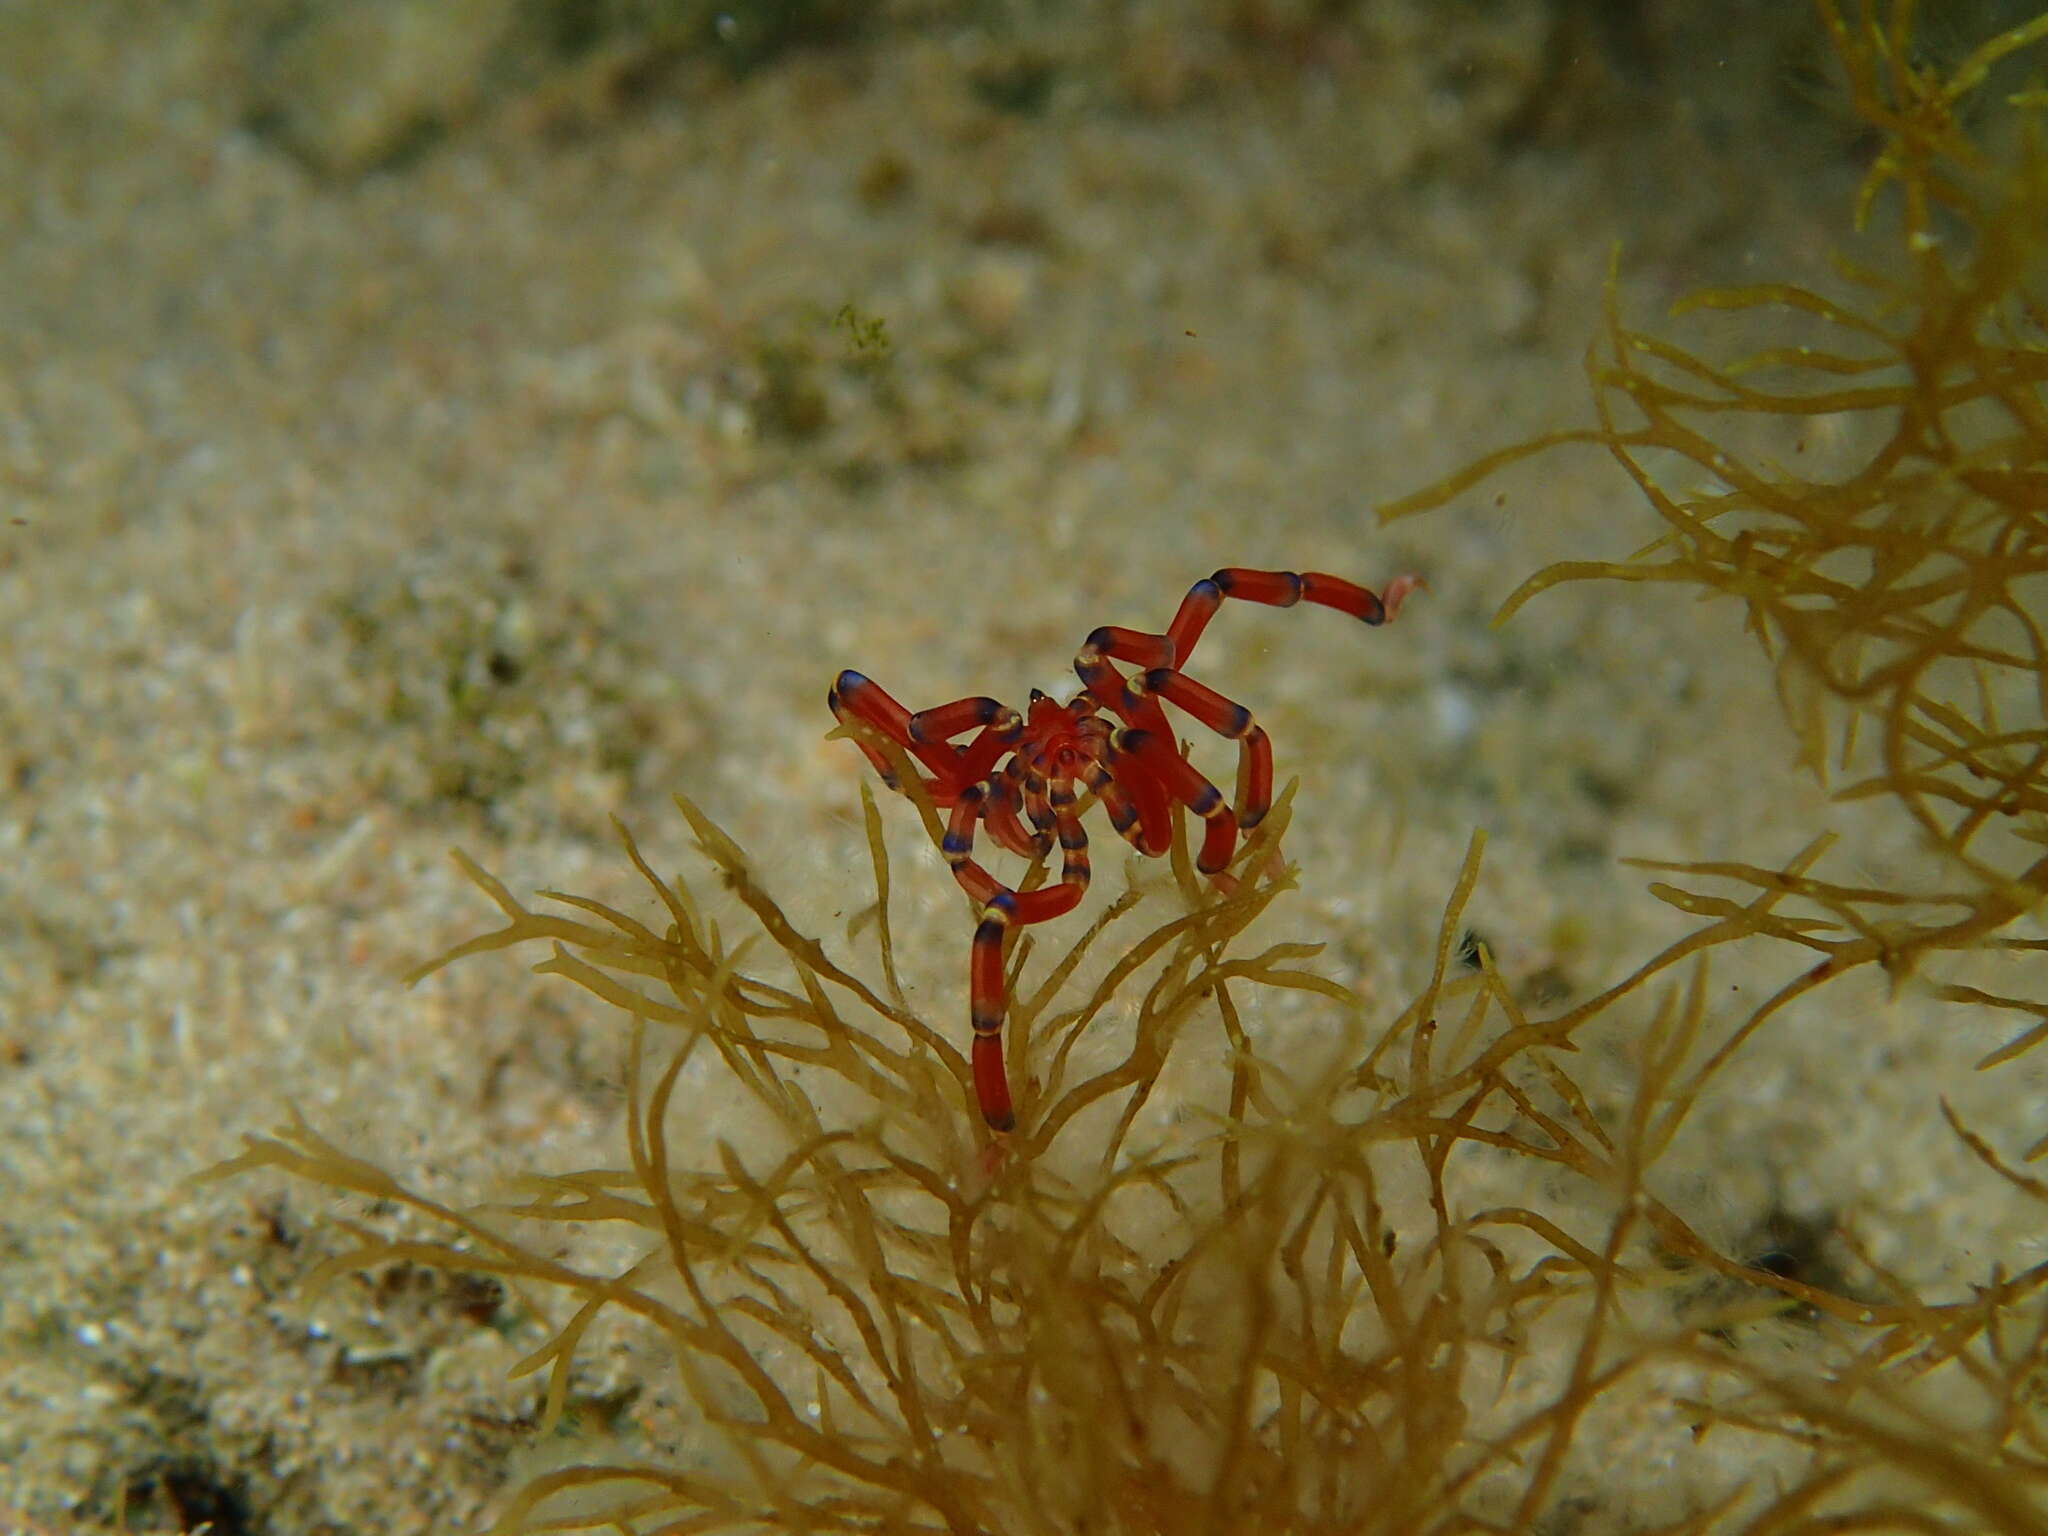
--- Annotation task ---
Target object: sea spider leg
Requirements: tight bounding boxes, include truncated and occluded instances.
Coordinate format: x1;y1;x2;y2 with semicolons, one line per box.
1134;568;1423;831
1133;667;1277;831
1097;728;1175;855
1079;759;1147;853
1165;568;1424;665
1111;725;1240;876
908;695;1025;787
940;779;1091;1130
830;671;977;797
913;698;1039;854
1073;628;1175;737
1016;765;1057;844
982;762;1043;859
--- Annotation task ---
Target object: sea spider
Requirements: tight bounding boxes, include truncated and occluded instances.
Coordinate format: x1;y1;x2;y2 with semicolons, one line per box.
830;567;1420;1131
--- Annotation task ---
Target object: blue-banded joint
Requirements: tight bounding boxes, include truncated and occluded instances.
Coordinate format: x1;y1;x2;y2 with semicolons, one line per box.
1122;670;1165;723
1021;772;1054;824
1215;568;1303;605
1141;668;1255;739
828;673;903;788
940;787;984;866
970;900;1012;1035
908;696;1012;744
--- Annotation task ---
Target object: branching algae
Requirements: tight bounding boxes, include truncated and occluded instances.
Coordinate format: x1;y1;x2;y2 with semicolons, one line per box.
1387;2;2048;1090
1374;0;2048;1528
210;2;2048;1532
212;775;1682;1533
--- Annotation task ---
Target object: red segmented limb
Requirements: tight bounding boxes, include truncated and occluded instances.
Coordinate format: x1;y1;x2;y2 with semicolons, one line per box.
942;788;1091;921
909;695;1012;743
1166;568;1424;666
982;765;1043;858
970;905;1016;1130
910;695;1024;785
1019;769;1055;842
1114;726;1239;874
1103;730;1174;855
1135;667;1277;829
828;676;911;789
946;790;1092;1131
1086;626;1175;670
1073;630;1174;736
831;671;974;795
955;725;1019;789
1080;760;1147;852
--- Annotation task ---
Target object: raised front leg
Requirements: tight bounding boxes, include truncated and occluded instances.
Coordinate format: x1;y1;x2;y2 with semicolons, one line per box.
1166;568;1424;664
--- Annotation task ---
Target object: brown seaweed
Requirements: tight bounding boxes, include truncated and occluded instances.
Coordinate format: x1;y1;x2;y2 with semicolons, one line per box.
1390;0;2048;1108
212;779;1709;1533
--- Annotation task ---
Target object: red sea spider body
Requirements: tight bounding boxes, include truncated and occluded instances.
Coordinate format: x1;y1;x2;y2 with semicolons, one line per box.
829;567;1420;1133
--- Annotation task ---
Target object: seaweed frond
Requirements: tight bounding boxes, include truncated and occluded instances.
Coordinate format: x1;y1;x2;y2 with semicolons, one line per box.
213;779;1741;1533
1359;3;2048;1527
1385;0;2048;1084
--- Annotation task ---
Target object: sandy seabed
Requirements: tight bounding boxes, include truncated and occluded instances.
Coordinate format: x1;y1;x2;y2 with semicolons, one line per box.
4;3;2042;1532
